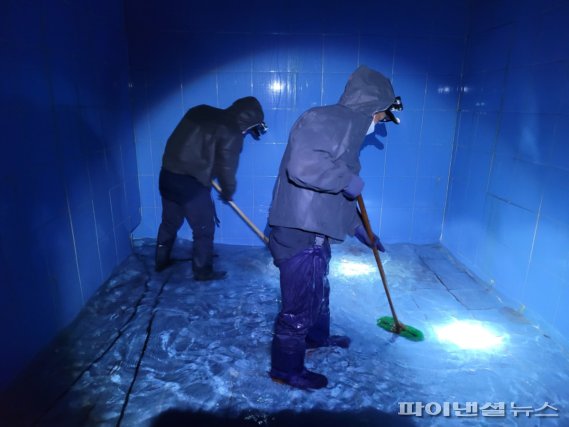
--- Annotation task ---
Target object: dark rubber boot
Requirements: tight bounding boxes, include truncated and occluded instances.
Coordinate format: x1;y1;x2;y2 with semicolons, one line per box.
155;243;173;272
269;341;328;390
270;368;328;390
306;335;351;349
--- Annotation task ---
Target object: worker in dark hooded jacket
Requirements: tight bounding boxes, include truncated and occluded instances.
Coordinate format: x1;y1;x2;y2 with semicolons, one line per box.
156;96;266;281
268;66;403;389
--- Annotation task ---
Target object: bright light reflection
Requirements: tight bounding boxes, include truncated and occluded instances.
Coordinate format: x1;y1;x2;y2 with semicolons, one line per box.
337;259;375;277
435;320;506;351
269;80;284;93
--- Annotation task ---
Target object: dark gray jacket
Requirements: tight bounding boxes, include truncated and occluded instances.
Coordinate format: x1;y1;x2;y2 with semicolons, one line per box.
162;97;264;198
268;66;396;240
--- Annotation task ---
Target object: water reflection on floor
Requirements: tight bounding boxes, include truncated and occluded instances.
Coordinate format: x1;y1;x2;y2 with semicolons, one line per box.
1;238;568;426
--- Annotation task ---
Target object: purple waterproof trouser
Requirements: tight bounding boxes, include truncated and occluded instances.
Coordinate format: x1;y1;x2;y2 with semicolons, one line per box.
270;228;332;366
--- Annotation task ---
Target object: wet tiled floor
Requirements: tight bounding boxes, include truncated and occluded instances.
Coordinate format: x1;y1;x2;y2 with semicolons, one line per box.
1;238;568;426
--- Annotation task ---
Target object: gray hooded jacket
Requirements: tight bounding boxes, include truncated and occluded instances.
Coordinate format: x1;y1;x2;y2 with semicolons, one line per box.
268;66;396;241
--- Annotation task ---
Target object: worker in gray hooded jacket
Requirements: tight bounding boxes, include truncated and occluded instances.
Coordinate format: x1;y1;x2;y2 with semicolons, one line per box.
156;96;266;280
268;66;402;389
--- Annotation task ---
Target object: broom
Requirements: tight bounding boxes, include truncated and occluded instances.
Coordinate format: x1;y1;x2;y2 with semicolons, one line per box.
356;195;424;341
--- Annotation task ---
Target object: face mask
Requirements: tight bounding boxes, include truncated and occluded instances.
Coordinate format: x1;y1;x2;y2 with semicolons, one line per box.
366;120;376;135
242;122;268;140
249;122;268;140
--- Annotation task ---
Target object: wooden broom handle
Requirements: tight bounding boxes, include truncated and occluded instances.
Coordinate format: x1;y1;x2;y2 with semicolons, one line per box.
211;181;269;244
356;195;402;330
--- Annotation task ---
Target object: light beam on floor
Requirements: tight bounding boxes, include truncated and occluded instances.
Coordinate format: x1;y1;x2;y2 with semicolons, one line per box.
434;319;507;351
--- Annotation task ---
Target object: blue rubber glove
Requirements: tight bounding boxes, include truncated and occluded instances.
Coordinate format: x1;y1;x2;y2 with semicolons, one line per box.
343;175;364;199
354;224;385;252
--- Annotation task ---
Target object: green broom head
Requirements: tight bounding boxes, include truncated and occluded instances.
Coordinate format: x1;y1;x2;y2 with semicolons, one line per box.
377;316;424;342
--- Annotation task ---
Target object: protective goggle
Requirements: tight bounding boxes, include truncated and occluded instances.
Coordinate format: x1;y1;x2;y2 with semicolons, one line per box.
379;96;404;125
248;122;268;140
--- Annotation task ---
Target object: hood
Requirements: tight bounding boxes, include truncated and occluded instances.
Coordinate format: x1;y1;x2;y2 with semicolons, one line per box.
226;96;265;132
338;66;396;117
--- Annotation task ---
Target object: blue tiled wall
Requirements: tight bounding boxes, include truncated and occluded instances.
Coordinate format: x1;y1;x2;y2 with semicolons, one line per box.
2;0;567;392
126;0;469;245
0;0;139;388
443;0;569;343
